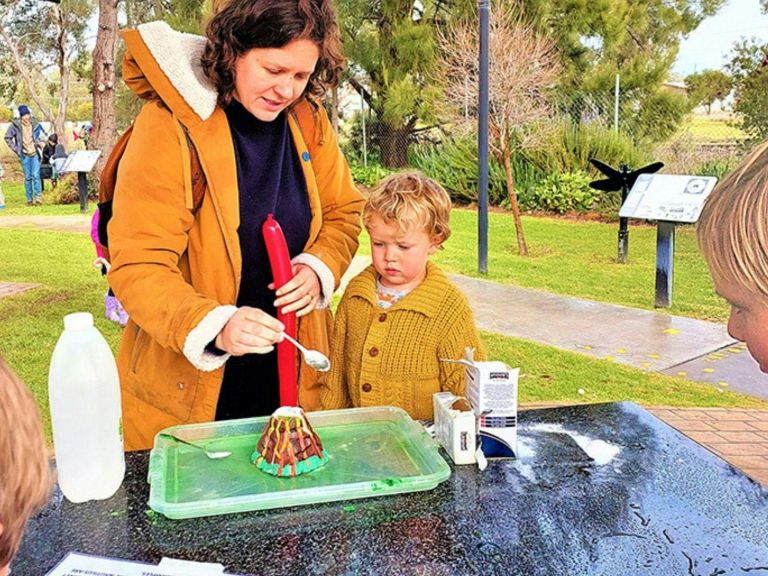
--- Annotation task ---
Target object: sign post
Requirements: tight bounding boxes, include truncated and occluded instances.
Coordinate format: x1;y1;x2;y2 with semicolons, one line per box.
59;150;102;213
619;174;718;307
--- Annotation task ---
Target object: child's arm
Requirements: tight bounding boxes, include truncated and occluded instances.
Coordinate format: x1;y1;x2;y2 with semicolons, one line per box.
321;299;352;410
438;298;486;397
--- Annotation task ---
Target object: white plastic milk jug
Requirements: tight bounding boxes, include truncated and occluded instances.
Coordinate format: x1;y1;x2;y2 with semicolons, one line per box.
49;312;125;502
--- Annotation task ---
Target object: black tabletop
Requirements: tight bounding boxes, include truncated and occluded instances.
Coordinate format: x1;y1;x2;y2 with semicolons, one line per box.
13;402;768;575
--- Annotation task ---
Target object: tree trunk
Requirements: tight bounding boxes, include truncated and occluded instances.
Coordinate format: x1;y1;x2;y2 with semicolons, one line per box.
53;3;68;137
379;121;409;168
91;0;119;179
501;146;528;256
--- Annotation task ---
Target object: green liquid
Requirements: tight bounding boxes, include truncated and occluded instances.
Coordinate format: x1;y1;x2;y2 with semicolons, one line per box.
165;421;420;504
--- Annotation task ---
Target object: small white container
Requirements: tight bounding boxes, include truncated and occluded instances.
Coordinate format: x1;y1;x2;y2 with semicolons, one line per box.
464;350;518;458
433;392;477;465
49;312;125;502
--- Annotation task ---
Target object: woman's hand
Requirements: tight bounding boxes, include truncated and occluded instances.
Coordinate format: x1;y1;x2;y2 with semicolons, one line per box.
215;307;284;356
271;263;321;317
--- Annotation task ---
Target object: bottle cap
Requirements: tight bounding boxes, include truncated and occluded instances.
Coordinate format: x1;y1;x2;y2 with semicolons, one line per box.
63;312;94;331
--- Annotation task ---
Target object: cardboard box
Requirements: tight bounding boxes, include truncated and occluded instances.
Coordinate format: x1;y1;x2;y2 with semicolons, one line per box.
464;350;518;458
433;392;477;465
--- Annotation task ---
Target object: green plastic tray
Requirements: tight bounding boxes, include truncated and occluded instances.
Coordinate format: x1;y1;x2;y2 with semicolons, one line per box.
148;406;451;519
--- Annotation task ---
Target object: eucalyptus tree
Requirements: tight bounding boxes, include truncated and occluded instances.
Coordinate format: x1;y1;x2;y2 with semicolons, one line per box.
0;0;95;137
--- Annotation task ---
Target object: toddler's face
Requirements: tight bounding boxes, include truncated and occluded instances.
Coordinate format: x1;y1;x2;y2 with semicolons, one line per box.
367;215;440;293
714;276;768;373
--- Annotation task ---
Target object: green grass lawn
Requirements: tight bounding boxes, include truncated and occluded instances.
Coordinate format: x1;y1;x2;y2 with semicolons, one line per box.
1;179;94;215
1;205;764;443
0;228;123;441
685;114;747;142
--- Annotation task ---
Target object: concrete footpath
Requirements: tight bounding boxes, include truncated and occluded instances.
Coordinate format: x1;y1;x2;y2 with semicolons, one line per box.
4;217;768;486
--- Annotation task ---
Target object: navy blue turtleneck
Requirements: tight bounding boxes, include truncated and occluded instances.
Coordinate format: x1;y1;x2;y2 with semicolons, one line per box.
215;100;311;420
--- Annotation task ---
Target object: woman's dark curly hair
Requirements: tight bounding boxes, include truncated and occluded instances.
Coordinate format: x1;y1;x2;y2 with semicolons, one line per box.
202;0;345;107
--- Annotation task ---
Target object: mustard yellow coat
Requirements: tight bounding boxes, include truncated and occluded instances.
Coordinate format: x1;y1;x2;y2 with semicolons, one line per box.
109;22;364;450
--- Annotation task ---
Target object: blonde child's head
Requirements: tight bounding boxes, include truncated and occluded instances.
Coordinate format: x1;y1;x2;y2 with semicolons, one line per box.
697;140;768;372
0;356;51;573
363;172;452;244
697;140;768;299
363;172;453;292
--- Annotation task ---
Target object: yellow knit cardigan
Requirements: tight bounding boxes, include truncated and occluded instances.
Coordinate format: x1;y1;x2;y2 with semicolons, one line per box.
321;261;486;420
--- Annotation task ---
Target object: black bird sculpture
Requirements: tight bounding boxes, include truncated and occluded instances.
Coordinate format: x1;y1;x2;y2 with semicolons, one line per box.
588;159;664;263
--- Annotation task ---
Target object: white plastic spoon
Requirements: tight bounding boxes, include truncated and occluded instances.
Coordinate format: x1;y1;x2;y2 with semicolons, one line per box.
281;333;331;372
160;433;232;460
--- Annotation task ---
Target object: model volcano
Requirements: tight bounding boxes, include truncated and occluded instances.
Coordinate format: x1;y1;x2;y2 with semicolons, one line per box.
251;407;329;477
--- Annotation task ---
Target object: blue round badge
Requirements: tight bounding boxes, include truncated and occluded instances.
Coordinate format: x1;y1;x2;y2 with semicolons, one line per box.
302;151;310;161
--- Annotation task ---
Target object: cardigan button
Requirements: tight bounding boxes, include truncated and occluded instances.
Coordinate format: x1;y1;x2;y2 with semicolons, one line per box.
369;347;379;357
177;382;185;390
362;383;372;392
378;313;387;322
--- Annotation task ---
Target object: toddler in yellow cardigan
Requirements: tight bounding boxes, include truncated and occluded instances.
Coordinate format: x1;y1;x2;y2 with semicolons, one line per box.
321;172;485;420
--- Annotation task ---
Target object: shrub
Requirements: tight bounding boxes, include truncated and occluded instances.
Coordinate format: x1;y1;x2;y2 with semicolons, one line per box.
46;173;96;205
694;157;738;180
525;170;599;213
622;90;692;144
523;120;648;175
348;162;396;189
409;137;545;206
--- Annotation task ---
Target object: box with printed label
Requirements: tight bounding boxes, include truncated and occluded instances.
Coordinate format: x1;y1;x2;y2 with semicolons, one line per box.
433;392;476;465
464;351;518;458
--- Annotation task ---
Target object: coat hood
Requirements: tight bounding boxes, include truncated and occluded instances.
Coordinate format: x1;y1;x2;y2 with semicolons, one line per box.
122;21;217;128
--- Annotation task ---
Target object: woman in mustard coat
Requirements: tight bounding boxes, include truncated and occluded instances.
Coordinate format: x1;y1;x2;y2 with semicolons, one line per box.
108;1;364;450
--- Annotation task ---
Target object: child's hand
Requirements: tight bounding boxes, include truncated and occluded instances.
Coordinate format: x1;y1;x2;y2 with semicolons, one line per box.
271;264;321;317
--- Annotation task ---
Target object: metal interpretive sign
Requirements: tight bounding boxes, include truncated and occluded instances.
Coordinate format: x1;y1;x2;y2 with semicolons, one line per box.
619;173;718;308
60;150;101;174
619;174;717;224
59;150;102;213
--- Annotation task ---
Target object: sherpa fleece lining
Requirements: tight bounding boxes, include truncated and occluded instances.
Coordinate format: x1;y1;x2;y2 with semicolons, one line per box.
183;305;238;371
137;21;217;121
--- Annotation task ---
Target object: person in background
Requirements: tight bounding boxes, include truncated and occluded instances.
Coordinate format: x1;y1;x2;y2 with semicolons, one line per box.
0;355;51;576
697;140;768;375
40;134;54;190
76;122;91;148
108;0;364;450
41;134;67;188
321;172;485;420
4;105;46;206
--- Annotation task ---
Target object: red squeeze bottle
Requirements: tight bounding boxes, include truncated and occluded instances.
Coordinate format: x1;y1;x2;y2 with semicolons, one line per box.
262;214;298;407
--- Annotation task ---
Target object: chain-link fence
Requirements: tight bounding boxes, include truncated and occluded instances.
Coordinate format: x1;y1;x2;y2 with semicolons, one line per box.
555;85;749;177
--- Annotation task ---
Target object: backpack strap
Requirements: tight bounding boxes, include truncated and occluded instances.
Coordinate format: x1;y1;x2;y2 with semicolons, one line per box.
96;125;136;248
96;114;206;253
172;114;205;212
98;125;134;205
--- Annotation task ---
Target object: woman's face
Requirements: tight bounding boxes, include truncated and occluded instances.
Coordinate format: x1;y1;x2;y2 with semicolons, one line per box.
233;39;319;121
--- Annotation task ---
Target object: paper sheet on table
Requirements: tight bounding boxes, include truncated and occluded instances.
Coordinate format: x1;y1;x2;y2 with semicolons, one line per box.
46;552;232;575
